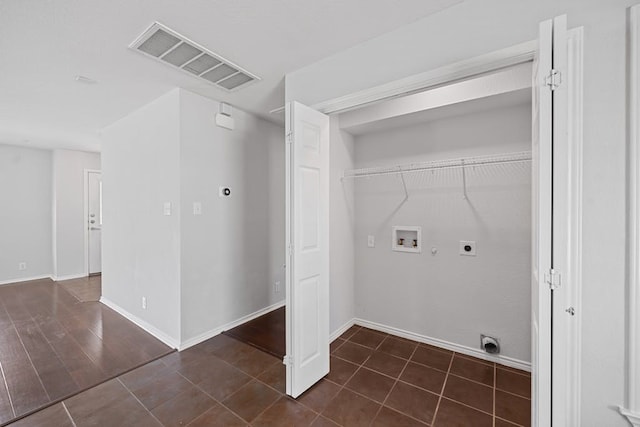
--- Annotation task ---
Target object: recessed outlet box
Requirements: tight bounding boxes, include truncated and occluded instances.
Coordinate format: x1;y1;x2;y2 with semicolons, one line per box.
460;240;476;256
219;186;231;197
392;226;422;253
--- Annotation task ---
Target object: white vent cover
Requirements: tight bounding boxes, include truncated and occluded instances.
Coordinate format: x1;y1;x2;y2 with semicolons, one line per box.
130;22;260;92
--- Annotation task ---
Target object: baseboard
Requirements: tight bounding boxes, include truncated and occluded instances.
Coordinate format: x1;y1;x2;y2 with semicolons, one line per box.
354;318;532;372
0;274;52;286
179;300;286;351
99;297;179;349
620;407;640;426
330;318;356;342
51;273;87;282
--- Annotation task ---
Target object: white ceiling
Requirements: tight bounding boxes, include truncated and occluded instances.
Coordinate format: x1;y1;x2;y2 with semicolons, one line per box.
0;0;461;152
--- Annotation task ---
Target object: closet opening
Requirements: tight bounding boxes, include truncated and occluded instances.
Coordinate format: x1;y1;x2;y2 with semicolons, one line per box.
333;61;534;424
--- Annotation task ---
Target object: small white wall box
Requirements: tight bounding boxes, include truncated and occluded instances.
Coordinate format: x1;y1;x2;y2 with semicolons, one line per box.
392;226;422;253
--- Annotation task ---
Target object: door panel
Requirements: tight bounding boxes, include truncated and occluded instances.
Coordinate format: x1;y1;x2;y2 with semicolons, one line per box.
88;171;102;275
285;101;330;398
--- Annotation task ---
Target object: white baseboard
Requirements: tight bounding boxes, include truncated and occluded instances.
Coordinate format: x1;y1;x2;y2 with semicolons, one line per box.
0;274;52;286
179;300;286;351
354;318;532;372
52;273;87;282
330;318;356;342
99;297;179;349
620;407;640;427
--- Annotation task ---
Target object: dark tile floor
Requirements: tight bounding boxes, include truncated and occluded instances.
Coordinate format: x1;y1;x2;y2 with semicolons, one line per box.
224;306;285;358
0;278;172;425
10;324;531;426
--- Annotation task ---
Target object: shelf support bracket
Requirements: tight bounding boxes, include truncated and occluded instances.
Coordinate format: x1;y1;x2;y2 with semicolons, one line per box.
398;168;409;202
461;160;468;200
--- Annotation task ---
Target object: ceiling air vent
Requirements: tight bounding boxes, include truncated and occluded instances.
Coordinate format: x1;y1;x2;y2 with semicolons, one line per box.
130;22;259;92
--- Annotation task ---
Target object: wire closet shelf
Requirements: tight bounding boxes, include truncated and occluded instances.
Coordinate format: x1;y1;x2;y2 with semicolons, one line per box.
341;151;532;180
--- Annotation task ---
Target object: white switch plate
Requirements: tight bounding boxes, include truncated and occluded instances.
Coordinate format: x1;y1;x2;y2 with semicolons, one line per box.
193;202;202;215
163;202;172;216
367;235;375;248
18;262;26;271
460;240;477;256
142;296;147;310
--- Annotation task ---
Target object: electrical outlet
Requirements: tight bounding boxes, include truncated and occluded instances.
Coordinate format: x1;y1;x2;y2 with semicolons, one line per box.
193;202;202;215
141;297;147;310
274;281;281;293
18;262;26;271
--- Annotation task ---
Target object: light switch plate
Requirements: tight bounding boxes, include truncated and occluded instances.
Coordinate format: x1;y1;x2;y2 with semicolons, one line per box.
163;202;172;216
367;235;375;248
193;202;202;215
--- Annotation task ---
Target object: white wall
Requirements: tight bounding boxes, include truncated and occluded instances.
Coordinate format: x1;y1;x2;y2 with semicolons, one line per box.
352;104;531;363
101;89;182;344
329;116;356;335
179;90;284;343
286;1;631;424
0;145;52;283
52;149;100;280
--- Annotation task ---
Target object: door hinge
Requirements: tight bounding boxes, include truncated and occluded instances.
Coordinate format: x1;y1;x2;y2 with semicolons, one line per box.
286;131;293;144
545;269;561;290
545;69;562;91
283;355;292;365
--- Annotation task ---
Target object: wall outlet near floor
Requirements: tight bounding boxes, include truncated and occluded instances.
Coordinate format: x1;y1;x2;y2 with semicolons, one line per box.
141;296;147;310
18;262;26;271
274;281;281;293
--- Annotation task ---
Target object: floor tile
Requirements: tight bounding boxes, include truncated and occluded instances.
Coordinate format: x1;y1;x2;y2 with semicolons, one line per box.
229;348;279;377
176;354;232;385
332;342;373;365
338;325;361;341
449;355;494;386
443;374;493;413
210;337;256;364
257;362;286;393
384;381;439;424
364;351;407;378
400;361;447;394
120;359;170;390
297;379;341;413
330;339;345;353
372;406;426;427
410;346;453;372
195;361;253;401
311;415;340;426
186;403;246;427
345;367;395;403
222;380;280;423
495;418;521;427
252;396;317;426
151;386;216;427
127;370;193;410
377;336;418;360
433;398;493;427
495;389;531;427
325;356;358;385
348;329;387;349
10;403;74;427
321;389;380;427
496;367;531;398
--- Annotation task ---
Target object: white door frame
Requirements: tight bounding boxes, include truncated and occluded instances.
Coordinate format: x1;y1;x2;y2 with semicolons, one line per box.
621;4;640;426
308;30;583;426
84;168;102;277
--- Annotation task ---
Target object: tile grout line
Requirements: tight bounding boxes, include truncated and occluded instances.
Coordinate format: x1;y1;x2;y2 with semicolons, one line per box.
0;361;15;419
431;350;455;426
61;402;77;427
9;322;52;402
367;339;420;426
493;363;497;427
116;377;167;426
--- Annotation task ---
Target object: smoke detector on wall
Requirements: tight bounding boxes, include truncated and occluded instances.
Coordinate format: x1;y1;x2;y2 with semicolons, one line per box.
129;22;260;92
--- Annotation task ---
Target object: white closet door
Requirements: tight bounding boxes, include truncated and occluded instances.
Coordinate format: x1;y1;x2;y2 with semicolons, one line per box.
532;15;568;427
285;101;330;398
